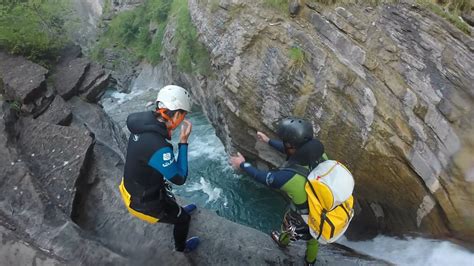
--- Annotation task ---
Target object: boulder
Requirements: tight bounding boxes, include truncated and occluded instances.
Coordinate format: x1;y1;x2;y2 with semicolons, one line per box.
56;45;83;66
52;58;90;100
16;117;93;216
461;14;474;27
77;63;105;94
289;0;302;17
83;73;111;103
36;95;72;126
0;102;126;265
68;96;127;163
0;51;48;104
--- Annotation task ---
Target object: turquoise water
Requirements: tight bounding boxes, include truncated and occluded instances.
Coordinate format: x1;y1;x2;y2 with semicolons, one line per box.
101;87;288;233
172;111;287;234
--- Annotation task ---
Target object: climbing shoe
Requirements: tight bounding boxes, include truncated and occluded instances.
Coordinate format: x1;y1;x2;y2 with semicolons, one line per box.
183;236;200;253
183;204;197;215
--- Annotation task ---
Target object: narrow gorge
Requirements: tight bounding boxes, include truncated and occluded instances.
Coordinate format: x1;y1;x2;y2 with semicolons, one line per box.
1;0;473;265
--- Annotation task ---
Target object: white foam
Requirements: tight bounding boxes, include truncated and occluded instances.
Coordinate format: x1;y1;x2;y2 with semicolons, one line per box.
109;90;147;104
188;128;224;158
186;177;227;205
184;115;233;170
338;235;474;265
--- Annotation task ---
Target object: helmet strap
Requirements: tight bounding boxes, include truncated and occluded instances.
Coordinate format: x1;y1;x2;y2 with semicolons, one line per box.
156;108;185;138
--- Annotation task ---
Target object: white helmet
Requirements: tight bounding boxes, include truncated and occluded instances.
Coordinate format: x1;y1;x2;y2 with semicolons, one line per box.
156;85;192;112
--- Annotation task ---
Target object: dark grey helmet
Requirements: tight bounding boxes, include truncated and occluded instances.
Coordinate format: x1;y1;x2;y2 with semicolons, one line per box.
277;117;313;148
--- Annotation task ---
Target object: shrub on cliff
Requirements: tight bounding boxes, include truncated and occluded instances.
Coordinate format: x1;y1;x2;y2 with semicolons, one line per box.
92;0;211;75
0;1;74;64
92;0;173;65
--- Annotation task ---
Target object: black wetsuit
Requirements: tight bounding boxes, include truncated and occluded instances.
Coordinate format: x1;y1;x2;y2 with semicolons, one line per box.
123;111;190;251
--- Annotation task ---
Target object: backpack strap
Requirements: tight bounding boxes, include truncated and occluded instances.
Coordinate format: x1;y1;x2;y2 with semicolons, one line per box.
281;163;328;240
280;164;311;177
281;164;321;203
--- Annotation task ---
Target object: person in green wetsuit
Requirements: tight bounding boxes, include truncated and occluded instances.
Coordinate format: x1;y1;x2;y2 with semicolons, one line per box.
229;117;327;266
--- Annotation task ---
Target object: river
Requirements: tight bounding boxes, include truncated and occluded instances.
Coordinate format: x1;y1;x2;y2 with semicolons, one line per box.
101;85;474;265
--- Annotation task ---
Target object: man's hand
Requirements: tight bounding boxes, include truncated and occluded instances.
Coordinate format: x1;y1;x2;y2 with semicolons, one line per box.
256;131;270;143
179;120;192;143
229;152;245;170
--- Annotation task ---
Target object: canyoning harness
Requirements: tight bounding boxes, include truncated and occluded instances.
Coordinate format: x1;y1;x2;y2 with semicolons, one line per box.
280;209;313;242
281;160;355;244
120;178;176;223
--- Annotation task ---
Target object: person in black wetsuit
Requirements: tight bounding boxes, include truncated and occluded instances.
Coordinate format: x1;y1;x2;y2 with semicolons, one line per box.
229;117;327;265
119;85;199;253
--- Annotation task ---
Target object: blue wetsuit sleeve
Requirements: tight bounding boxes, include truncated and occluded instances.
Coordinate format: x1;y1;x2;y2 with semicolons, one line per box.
268;139;285;153
239;162;293;189
148;145;188;185
176;143;188;176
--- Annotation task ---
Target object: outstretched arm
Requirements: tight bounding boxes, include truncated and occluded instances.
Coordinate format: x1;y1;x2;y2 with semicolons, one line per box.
257;131;285;153
229;152;292;188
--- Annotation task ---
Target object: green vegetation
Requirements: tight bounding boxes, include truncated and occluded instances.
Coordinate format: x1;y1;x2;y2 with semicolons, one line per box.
92;0;211;75
209;0;220;12
288;46;306;71
92;0;172;64
9;100;22;112
0;0;74;64
172;0;211;74
417;0;471;34
264;0;289;14
436;0;471;12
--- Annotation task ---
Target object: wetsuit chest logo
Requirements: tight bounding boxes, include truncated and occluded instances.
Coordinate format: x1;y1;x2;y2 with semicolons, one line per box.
163;153;171;160
133;135;139;142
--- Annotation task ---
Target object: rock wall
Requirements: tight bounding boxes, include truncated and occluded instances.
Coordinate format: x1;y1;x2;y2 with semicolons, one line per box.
183;0;474;243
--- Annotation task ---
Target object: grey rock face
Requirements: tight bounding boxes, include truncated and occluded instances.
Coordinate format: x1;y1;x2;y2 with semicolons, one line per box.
78;62;105;94
289;0;301;17
0;221;64;266
68;96;127;162
186;0;474;243
16;117;93;216
83;72;111;103
52;58;90;100
75;59;112;104
0;101;127;265
36;95;72;126
0;52;48;103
